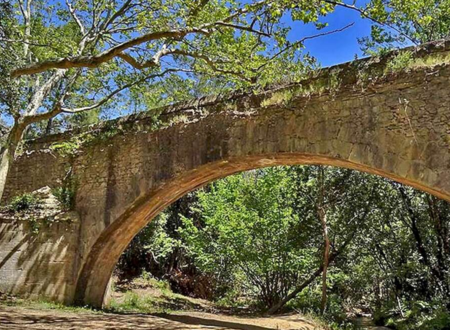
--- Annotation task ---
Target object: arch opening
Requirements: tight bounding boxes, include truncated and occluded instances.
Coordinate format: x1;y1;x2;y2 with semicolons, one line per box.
74;153;450;308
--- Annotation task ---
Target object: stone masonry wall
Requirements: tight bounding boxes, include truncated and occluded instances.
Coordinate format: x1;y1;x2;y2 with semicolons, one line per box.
0;214;80;303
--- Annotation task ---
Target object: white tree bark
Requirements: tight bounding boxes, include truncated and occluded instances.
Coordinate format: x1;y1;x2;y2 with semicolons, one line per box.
0;125;25;204
0;147;12;203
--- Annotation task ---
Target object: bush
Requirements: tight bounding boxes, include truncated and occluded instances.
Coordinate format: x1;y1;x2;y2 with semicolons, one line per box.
7;193;39;212
375;301;450;330
420;310;450;330
140;271;171;292
52;186;75;210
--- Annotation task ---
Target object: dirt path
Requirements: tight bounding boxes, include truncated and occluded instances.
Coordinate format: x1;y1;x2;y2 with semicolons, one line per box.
0;306;320;330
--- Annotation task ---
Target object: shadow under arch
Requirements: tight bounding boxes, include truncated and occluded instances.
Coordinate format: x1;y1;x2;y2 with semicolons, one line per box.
74;153;450;308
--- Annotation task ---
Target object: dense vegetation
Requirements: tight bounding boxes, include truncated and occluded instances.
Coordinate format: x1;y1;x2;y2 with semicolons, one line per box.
117;166;450;329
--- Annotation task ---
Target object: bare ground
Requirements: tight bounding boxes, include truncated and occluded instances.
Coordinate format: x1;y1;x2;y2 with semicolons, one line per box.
0;306;320;330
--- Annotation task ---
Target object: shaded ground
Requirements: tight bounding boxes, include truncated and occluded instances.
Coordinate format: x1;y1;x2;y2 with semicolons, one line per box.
109;276;215;313
353;317;391;330
0;279;391;330
0;306;320;330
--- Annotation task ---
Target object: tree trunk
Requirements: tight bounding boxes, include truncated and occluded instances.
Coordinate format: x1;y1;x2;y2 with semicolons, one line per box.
267;262;326;315
0;146;12;204
319;208;330;315
267;229;356;315
0;124;25;204
267;250;339;315
317;167;330;315
398;187;447;294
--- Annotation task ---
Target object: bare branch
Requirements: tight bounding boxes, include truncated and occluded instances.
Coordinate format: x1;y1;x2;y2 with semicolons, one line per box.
20;0;33;59
117;53;159;70
10;0;276;78
0;37;51;47
256;22;355;72
10;29;207;77
169;49;252;82
17;0;26;18
105;26;138;34
66;0;86;35
118;45;250;82
215;22;271;37
323;0;418;45
25;69;67;116
60;68;192;114
100;0;134;31
22;70;82;125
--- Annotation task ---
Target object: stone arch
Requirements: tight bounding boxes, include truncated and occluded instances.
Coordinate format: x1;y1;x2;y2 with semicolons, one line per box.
2;40;450;307
75;153;450;308
73;41;450;305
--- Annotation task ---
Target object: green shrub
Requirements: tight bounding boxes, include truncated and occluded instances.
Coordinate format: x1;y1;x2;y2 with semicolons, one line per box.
140;271;171;292
215;289;248;309
124;292;140;309
375;301;450;330
52;186;76;210
385;51;413;73
420;310;450;330
7;193;39;212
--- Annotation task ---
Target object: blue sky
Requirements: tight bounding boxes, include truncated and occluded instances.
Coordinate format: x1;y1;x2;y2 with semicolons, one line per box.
286;1;373;67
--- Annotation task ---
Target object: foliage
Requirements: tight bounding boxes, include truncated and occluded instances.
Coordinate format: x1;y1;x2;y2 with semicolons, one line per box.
179;168;319;307
0;0;345;202
109;291;143;312
178;166;382;309
385;51;413;73
49;128;117;157
116;211;182;280
142;214;180;264
108;272;199;314
0;295;101;314
52;185;76;210
358;0;450;54
377;301;450;330
27;217;41;235
0;0;335;135
49;139;84;158
6;193;39;212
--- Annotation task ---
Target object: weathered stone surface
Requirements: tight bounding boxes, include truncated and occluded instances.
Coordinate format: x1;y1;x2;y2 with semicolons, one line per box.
1;39;450;307
0;214;80;304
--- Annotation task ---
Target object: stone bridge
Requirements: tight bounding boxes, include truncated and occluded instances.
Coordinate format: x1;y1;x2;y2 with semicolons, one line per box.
1;40;450;308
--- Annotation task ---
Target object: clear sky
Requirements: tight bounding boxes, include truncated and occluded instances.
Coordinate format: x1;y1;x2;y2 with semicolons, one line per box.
286;1;373;67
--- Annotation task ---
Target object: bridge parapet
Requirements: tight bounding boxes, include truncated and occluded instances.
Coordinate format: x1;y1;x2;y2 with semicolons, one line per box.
17;38;450;155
